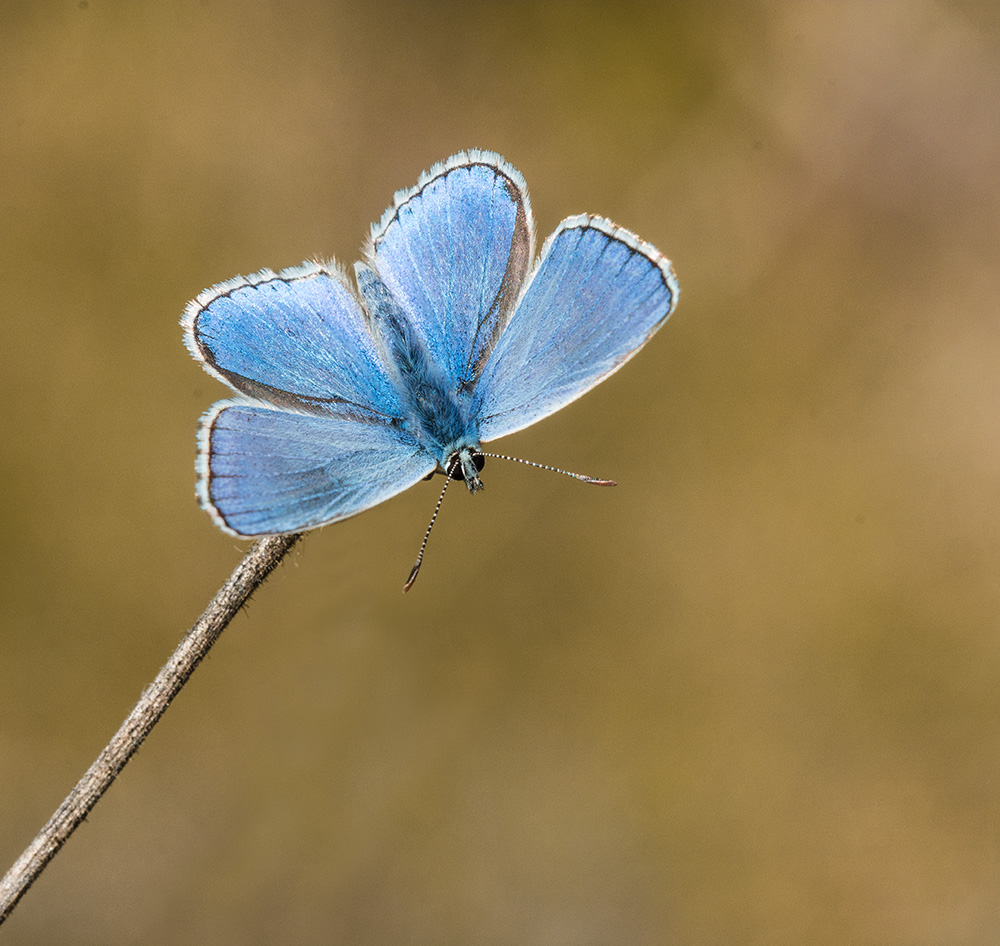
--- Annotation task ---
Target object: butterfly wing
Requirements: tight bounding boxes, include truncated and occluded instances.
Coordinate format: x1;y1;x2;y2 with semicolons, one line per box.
184;261;436;535
473;216;679;442
366;150;535;389
198;400;436;536
183;261;404;423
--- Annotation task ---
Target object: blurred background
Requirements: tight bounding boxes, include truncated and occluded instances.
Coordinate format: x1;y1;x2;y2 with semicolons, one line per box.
2;1;999;943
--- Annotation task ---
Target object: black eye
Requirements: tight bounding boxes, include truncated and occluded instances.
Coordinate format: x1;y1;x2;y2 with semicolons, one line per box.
449;453;486;480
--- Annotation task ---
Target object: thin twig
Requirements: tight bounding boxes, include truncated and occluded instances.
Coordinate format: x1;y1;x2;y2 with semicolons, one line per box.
0;533;301;926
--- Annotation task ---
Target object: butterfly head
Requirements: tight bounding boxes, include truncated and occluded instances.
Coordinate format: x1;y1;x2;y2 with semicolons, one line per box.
446;446;486;493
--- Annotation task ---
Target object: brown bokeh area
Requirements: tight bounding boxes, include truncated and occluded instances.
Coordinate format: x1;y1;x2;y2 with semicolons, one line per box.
2;2;999;943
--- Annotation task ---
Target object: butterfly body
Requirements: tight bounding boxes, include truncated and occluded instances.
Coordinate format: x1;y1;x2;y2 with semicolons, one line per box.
354;262;482;488
183;151;678;539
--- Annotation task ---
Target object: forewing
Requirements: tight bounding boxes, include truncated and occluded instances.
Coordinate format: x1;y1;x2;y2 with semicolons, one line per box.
183;262;404;423
366;150;534;389
474;216;678;442
198;400;437;536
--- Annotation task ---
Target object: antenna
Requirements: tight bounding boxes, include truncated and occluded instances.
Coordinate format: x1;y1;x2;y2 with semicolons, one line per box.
403;452;615;592
477;452;616;486
403;463;457;592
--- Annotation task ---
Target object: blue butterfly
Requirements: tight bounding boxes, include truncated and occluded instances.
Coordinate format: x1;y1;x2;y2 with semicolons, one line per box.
183;150;678;587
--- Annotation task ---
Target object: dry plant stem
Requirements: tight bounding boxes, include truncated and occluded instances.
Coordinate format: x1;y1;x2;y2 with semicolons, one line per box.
0;533;301;926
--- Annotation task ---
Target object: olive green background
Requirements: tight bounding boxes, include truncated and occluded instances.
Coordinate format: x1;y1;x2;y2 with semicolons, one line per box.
2;2;999;943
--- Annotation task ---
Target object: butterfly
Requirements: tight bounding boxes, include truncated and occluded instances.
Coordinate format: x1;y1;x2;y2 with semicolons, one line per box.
183;150;678;588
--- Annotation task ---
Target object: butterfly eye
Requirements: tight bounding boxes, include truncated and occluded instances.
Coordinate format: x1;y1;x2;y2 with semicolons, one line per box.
447;453;486;481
